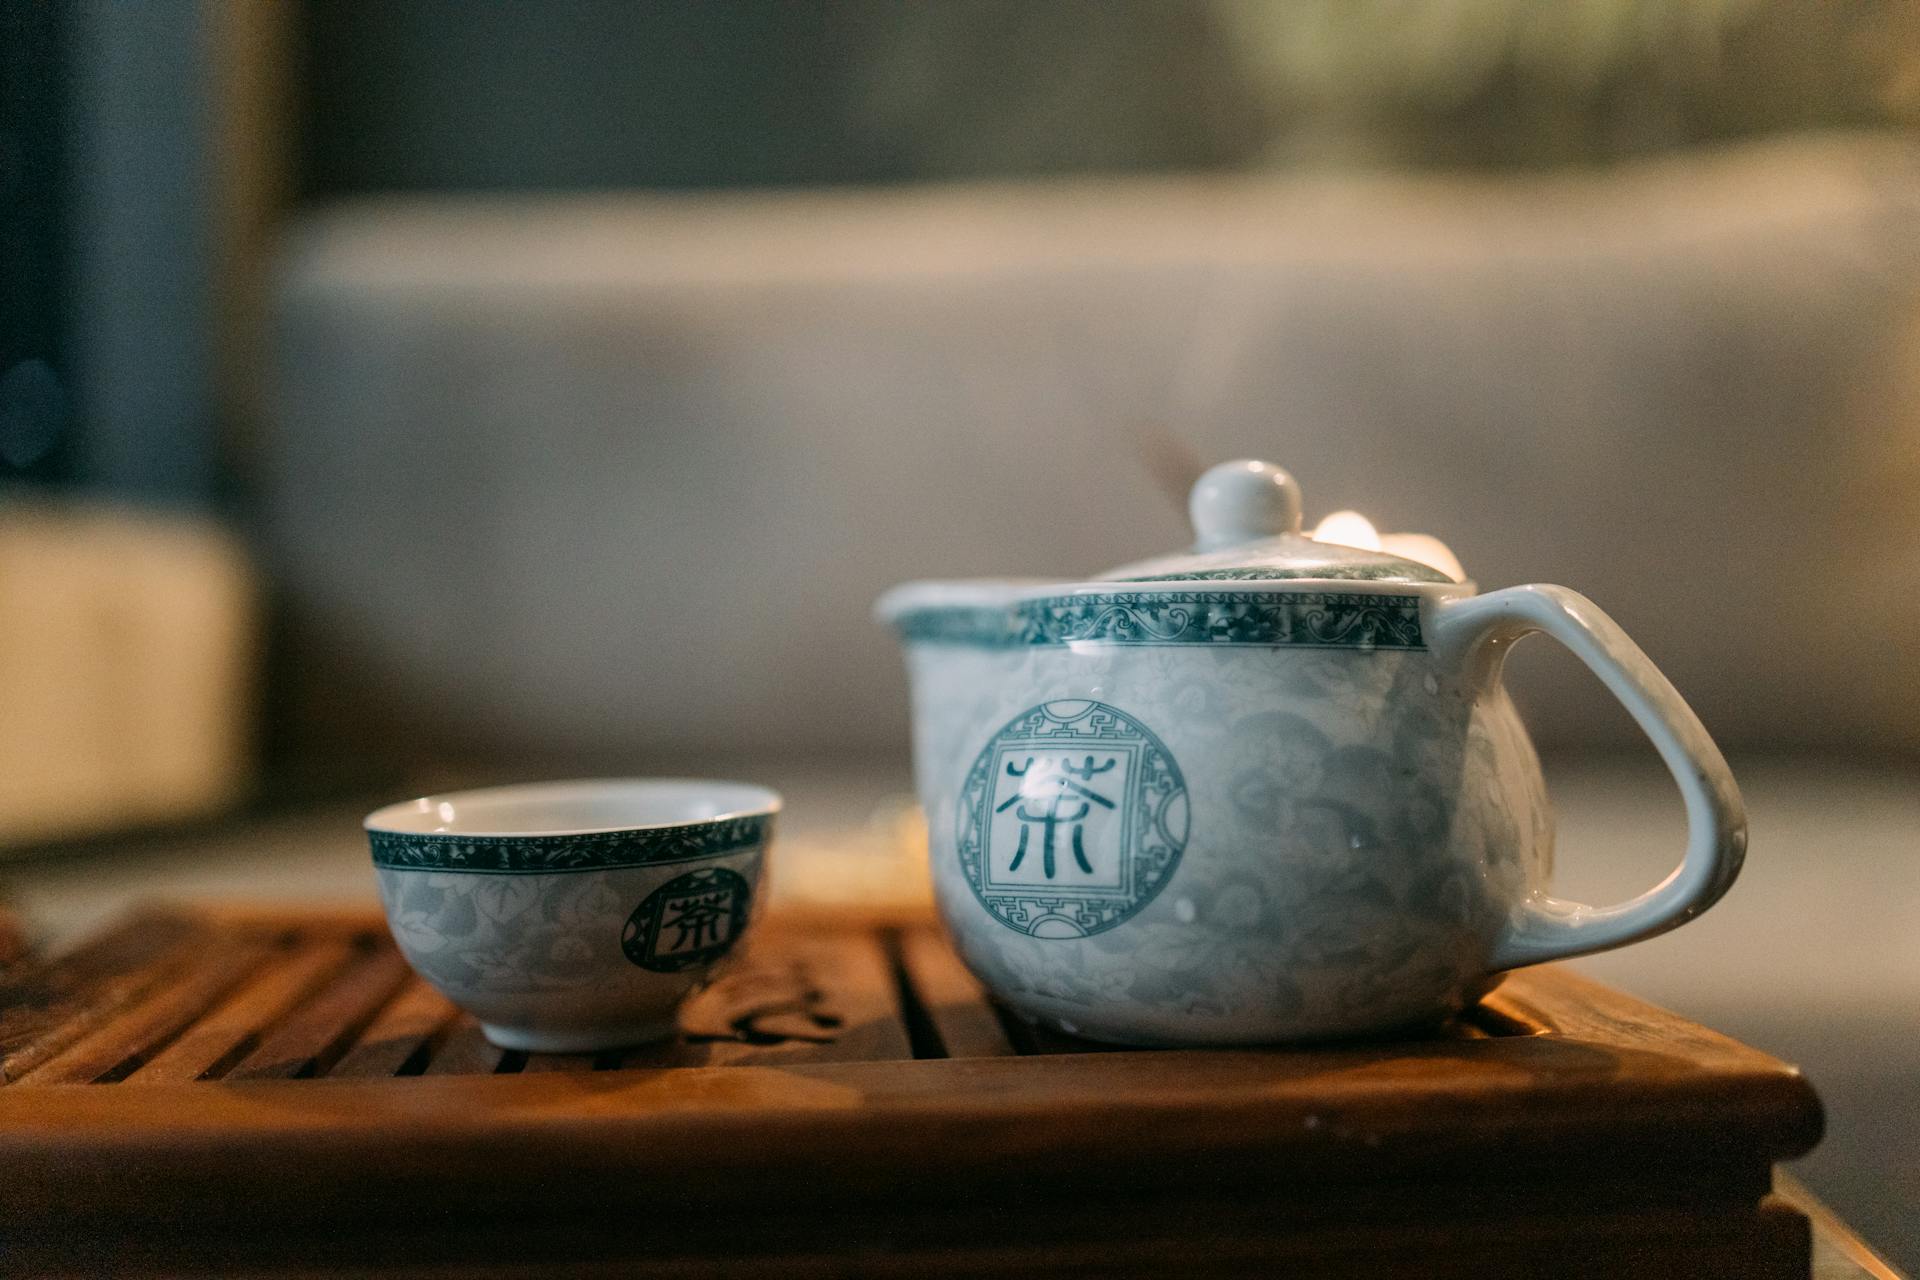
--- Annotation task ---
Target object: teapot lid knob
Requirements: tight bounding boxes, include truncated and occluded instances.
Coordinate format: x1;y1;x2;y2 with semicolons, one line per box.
1190;459;1303;551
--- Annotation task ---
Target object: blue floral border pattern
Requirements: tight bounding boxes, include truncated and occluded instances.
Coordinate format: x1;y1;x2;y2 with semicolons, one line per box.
369;814;770;874
896;591;1425;651
1115;563;1450;584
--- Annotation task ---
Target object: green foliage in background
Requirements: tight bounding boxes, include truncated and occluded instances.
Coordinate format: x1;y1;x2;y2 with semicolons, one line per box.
856;0;1920;173
304;0;1920;190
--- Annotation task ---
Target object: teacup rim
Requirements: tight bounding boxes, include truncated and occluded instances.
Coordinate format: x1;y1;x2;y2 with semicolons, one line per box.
363;776;782;839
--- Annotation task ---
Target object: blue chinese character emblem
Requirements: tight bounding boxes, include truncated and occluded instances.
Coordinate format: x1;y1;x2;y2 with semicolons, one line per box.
957;700;1188;938
623;866;752;972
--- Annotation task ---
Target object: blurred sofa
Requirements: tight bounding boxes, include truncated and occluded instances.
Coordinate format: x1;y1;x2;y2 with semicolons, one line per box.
267;131;1920;769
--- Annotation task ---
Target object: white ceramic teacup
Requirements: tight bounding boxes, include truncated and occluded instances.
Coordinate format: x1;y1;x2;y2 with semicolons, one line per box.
366;778;779;1053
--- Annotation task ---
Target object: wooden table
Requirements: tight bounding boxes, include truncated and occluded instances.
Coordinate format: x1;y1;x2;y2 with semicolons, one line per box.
0;903;1859;1277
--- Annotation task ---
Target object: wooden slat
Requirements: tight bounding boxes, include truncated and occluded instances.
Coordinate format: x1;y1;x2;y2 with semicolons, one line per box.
1018;1023;1125;1054
1434;1017;1496;1041
227;946;414;1080
0;1043;1821;1225
1480;966;1801;1069
187;901;388;937
128;939;357;1084
711;927;911;1064
0;908;210;1082
13;939;277;1085
519;1051;599;1073
619;927;912;1069
6;1194;1815;1279
985;1001;1120;1055
423;1018;505;1075
327;977;458;1079
897;930;1015;1058
0;901;26;967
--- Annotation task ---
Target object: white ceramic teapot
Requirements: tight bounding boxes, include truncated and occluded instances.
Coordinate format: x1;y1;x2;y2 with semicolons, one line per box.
877;460;1743;1046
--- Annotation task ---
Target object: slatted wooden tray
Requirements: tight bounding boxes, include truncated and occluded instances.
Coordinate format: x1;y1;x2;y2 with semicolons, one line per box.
0;904;1822;1278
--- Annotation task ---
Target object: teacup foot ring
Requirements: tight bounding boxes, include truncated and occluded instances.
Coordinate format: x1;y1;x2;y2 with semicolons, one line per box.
481;1020;678;1055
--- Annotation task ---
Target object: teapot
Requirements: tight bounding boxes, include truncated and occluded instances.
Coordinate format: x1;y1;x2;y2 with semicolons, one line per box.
876;460;1743;1045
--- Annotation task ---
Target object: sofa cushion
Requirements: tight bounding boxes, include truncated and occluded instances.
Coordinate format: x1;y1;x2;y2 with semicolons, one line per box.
269;132;1920;761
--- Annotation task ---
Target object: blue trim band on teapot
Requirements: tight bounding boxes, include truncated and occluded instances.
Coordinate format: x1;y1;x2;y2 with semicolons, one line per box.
893;590;1427;651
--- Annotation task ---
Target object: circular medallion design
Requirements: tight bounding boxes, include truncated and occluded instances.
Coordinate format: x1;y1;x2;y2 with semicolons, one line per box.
956;699;1189;939
622;867;752;972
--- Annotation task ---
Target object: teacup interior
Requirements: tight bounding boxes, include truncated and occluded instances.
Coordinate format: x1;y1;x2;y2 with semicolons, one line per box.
365;778;779;837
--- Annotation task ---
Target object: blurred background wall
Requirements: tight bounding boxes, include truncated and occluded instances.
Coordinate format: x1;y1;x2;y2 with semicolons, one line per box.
267;0;1920;784
7;2;1918;803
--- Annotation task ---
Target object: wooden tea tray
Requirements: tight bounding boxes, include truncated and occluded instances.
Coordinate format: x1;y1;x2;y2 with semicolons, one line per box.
0;904;1823;1278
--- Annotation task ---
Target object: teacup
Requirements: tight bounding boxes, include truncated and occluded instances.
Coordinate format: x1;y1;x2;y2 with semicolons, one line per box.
366;778;779;1052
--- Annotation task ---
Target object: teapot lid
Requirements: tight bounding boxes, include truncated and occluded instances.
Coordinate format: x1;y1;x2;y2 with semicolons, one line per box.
1096;459;1459;585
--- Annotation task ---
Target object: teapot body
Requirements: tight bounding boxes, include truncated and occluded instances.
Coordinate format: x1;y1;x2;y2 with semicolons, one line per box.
896;584;1551;1045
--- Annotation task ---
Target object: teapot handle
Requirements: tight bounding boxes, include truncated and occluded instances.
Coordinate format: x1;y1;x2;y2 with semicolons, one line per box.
1429;585;1746;970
